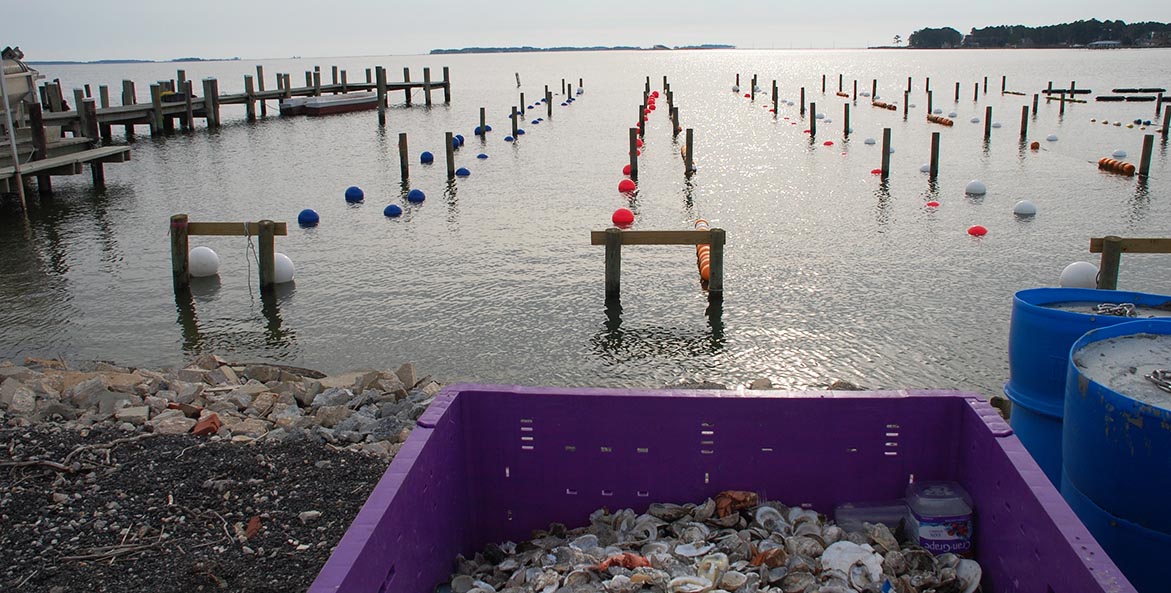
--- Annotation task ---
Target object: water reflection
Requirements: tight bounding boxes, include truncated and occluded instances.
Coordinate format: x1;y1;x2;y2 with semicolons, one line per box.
444;178;459;226
873;179;892;231
174;280;298;357
1129;177;1151;226
592;299;726;364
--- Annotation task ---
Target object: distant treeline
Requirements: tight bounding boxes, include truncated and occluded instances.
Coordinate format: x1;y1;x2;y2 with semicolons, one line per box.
430;44;734;55
28;57;242;65
908;19;1171;48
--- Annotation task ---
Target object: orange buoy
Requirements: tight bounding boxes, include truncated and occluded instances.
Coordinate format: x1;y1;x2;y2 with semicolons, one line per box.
1030;141;1040;150
1098;157;1136;176
836;92;849;98
695;219;712;282
872;100;897;111
927;114;954;127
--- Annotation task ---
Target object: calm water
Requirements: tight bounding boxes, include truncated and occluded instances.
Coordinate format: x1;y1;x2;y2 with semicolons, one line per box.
2;49;1169;394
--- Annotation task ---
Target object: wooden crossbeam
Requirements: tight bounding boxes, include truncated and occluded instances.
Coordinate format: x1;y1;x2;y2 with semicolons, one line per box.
1089;237;1171;254
590;229;715;246
187;222;288;236
1090;236;1171;290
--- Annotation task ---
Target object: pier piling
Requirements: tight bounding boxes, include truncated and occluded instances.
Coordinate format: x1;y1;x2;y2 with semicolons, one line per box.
822;74;826;94
1162;106;1170;140
244;75;256;121
1032;93;1039;115
684;128;694;175
423;68;432;106
984;106;992;140
376;67;387;125
629;128;639;181
258;220;276;289
973;82;979;102
880;128;891;179
149;84;163;135
954;82;960;102
398;133;409;181
170;214;190;289
843;103;850;136
257;65;267;116
445;132;455;180
810;102;817;136
1139;134;1154;177
403;68;412;105
1020;105;1029;140
800;87;805;116
443;66;451;104
929;131;940;179
479;107;486;139
98;85;112;141
511;107;518;138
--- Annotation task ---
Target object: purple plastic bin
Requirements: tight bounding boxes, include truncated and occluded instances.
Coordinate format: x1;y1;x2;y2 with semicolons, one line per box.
309;385;1134;593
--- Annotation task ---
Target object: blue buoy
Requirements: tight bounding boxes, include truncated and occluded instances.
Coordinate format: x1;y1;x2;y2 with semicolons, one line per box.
516;128;526;135
476;153;488;159
451;137;460;149
484;124;492;131
420;151;434;164
407;189;425;203
537;118;543;122
455;134;465;146
344;186;364;203
383;204;403;217
297;208;320;227
531;119;540;124
474;126;483;136
455;167;471;177
504;135;514;142
560;102;568;106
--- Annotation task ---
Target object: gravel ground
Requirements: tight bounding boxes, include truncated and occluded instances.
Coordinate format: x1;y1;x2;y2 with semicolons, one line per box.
0;423;391;592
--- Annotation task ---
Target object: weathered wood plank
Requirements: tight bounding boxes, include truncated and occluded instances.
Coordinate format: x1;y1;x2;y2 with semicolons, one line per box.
187;222;289;236
590;230;719;246
1090;237;1171;254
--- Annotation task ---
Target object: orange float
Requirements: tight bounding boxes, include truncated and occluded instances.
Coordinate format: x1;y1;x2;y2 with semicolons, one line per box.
1098;157;1136;176
927;114;954;126
836;92;850;98
695;219;711;282
872;100;898;111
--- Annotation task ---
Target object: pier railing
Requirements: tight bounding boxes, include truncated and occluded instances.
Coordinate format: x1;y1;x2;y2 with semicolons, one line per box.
1090;236;1171;290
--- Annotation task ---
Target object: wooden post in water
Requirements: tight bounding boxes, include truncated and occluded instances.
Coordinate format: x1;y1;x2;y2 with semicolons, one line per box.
871;79;877;99
183;80;194;131
1157;93;1164;116
671;107;679;136
74;87;86;120
98;85;112;141
880;128;891;179
304;71;312;89
443;66;451;104
1020;105;1029;140
839;73;844;93
925;77;930;94
423;68;433;106
84;84;92;98
257;65;267;116
341;70;348;93
1032;93;1039;115
1001;75;1007;93
843;103;850;136
244;75;256;121
983;76;988;94
984;106;992;140
684;128;694;175
562;78;567;95
735;73;739;88
445;132;455;180
1162;106;1170;140
331;66;338;92
81;97;99;142
1097;236;1122;290
207;78;221;128
1059;91;1066;116
376;66;387;126
929;131;940;180
906;76;912;93
479;107;486;138
365;68;372;84
403;68;412;106
810;102;817;136
313;68;321;96
629;128;639;181
546;90;552;118
1139;134;1155;177
637;104;644;137
519;92;525;116
170;214;190;289
149;84;164;136
708;228;725;300
28;103;51;194
568;83;573;98
822;74;826;94
973;82;978;102
927;90;933;115
200;79;215;128
772;80;778;114
903;91;909;118
604;227;622;301
398;133;409;181
800;87;805;115
511;107;518;138
258;220;276;290
852;80;857;101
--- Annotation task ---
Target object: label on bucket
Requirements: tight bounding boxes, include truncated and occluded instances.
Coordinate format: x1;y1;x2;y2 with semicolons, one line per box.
908;511;972;556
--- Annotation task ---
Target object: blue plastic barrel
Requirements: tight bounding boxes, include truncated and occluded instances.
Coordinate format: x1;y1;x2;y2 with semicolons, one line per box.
1004;288;1171;486
1062;319;1171;593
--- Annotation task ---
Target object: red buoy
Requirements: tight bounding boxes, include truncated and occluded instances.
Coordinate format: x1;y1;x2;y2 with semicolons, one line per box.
622;164;632;175
618;179;637;193
968;225;988;236
744;93;751;98
636;138;644;148
612;208;635;227
925;201;940;208
648;104;656;111
652;91;660;98
823;140;834;146
871;168;883;175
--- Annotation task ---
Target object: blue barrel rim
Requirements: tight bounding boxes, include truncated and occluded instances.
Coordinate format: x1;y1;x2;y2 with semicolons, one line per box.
1068;319;1171;418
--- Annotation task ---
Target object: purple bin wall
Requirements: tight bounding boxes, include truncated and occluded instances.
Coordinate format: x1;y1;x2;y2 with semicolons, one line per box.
309;386;1134;593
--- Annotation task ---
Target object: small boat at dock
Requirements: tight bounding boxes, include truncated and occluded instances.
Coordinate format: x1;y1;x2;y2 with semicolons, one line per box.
281;92;379;117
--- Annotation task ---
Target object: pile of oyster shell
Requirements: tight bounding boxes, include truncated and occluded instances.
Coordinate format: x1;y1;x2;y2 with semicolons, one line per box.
444;494;982;593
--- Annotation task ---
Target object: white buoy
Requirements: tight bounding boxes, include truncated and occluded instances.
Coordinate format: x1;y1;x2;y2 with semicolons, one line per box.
948;111;958;118
824;118;833;123
970;117;981;124
189;246;220;277
732;85;740;93
920;163;931;173
273;253;295;284
888;146;895;154
991;122;1002;128
815;112;825;119
1112;149;1127;158
1060;261;1099;288
864;137;876;145
965;180;987;195
1013;199;1037;216
909;103;917;108
1046;134;1058;142
933;108;943;115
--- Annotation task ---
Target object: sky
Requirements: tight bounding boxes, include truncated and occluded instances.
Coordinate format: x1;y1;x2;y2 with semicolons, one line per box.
5;1;1169;61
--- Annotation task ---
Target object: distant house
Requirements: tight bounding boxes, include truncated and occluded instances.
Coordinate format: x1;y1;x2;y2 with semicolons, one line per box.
1087;40;1122;49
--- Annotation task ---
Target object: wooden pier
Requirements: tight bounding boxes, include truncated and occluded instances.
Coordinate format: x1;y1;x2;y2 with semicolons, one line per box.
1;102;130;196
35;65;452;138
